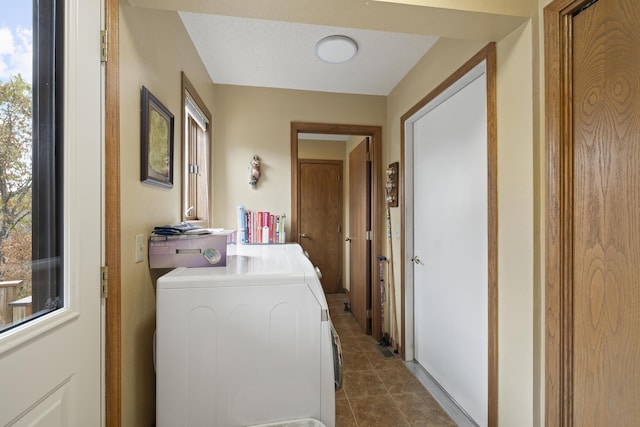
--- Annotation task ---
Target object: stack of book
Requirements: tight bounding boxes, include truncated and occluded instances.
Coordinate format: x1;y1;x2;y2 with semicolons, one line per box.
236;205;286;244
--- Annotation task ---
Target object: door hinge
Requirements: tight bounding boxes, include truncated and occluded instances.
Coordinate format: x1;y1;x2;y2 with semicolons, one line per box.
101;266;109;299
365;230;372;241
337;173;342;182
366;151;371;162
366;309;372;319
100;30;108;62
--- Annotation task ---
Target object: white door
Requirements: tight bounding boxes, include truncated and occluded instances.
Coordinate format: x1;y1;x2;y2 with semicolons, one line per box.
409;64;488;425
0;0;103;425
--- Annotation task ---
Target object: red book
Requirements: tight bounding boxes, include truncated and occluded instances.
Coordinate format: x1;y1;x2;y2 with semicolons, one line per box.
269;214;275;243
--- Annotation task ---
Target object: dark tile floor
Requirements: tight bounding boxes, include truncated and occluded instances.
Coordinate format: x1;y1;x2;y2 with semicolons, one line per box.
327;293;457;427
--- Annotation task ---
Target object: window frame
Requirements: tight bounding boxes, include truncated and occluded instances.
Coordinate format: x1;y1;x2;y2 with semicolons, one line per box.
0;0;64;335
32;0;64;315
181;72;211;227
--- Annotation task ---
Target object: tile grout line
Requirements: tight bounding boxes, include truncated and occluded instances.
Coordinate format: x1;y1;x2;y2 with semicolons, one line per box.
374;369;414;427
345;393;360;427
331;293;453;426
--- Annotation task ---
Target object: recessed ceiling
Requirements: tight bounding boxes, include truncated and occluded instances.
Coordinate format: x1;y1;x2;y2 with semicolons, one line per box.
179;12;439;96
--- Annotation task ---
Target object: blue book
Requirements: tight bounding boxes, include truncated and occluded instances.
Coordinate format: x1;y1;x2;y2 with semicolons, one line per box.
237;205;247;243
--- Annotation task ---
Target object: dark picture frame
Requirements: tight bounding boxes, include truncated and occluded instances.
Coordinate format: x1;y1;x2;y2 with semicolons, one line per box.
141;86;174;188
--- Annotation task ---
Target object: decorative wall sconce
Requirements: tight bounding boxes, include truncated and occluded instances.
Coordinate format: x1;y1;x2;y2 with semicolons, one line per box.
385;162;399;207
249;155;261;187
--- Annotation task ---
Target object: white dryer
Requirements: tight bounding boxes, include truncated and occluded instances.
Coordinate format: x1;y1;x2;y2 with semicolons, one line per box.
156;243;340;427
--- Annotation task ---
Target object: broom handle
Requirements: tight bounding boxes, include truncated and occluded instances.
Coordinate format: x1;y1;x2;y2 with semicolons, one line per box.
386;204;400;353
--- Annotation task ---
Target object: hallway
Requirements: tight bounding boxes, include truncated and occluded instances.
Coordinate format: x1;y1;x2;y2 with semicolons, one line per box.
327;293;456;427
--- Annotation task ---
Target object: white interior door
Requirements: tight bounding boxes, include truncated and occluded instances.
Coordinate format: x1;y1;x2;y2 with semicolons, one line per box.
0;0;103;425
410;64;488;425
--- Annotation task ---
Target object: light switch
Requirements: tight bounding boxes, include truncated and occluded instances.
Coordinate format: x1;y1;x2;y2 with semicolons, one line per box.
135;234;145;263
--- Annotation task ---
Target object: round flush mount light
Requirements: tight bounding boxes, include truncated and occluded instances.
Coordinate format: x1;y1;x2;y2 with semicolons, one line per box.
315;35;358;64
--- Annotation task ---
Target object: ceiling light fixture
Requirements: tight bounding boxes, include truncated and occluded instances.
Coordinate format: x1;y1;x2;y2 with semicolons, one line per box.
315;35;358;64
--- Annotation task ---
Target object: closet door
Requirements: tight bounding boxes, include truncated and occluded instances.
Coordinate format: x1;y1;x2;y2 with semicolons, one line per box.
546;0;640;424
412;67;488;426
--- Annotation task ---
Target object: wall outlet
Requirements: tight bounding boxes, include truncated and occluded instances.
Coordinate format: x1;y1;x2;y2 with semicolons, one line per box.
135;234;145;263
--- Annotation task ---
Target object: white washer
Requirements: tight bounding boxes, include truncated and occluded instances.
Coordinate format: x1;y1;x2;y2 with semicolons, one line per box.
156;244;338;427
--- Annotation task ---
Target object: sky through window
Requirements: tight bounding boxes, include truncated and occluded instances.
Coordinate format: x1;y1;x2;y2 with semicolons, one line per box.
0;2;33;82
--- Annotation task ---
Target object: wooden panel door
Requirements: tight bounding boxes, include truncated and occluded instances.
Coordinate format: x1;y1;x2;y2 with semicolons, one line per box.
348;139;371;334
298;160;343;294
546;0;640;424
572;0;640;423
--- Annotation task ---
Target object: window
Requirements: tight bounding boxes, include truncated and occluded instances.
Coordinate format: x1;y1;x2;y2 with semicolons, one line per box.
181;73;211;225
0;0;63;332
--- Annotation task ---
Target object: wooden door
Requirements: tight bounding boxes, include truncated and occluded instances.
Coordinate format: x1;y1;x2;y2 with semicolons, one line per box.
298;160;343;294
546;0;640;424
348;139;371;334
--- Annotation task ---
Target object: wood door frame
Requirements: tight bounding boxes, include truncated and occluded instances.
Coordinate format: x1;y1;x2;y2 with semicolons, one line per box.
291;122;383;341
297;158;344;294
400;42;498;425
544;0;594;424
105;0;122;425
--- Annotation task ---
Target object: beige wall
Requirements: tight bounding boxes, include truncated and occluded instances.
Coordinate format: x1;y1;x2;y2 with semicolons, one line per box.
535;1;552;425
119;4;216;426
298;139;346;160
495;20;536;426
384;24;538;427
374;0;535;16
211;85;386;236
117;1;547;426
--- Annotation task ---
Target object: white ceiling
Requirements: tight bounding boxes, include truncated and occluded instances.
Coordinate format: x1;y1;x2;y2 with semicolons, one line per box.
179;12;439;96
128;0;527;97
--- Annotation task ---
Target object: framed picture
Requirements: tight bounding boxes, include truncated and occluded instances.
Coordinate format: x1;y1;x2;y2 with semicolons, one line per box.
141;86;174;188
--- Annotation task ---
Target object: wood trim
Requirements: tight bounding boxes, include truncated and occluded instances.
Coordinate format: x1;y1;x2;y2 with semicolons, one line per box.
290;125;299;238
544;5;565;426
290;122;383;342
181;72;212;120
181;72;212;226
544;1;591;425
400;128;406;360
105;0;121;425
400;44;498;124
399;42;498;426
485;42;498;427
370;130;383;342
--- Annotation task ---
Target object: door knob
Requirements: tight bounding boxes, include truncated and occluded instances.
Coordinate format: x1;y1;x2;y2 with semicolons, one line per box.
299;233;307;238
411;255;424;265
